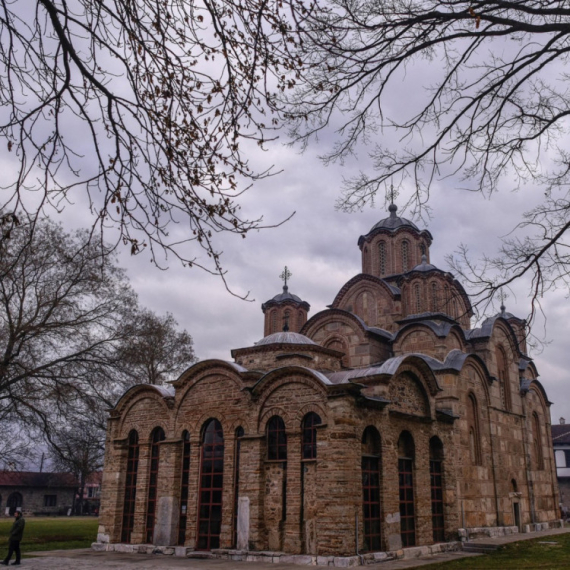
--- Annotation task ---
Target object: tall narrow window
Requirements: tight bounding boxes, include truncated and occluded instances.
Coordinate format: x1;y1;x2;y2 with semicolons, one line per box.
398;431;416;548
533;413;544;470
429;437;445;543
466;394;482;465
496;346;512;412
267;416;287;460
177;430;191;546
197;419;224;550
402;240;409;272
431;282;438;312
302;413;322;460
414;283;422;314
283;309;292;331
233;426;244;547
378;242;387;276
145;427;165;543
121;430;140;543
361;426;382;552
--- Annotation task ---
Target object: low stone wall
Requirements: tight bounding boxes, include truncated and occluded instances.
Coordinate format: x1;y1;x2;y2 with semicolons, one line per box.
91;541;461;566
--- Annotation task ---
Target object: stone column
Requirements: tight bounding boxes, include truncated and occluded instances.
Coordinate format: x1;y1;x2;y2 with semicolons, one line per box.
316;398;360;556
154;438;183;546
382;429;402;552
131;442;151;544
183;434;202;549
283;431;302;553
220;431;238;549
414;430;432;546
238;434;265;550
99;419;127;544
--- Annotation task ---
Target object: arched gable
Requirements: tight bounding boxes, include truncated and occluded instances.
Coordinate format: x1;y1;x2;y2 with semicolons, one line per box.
172;359;248;389
114;384;174;416
301;309;369;346
253;367;329;429
114;385;174;438
460;357;492;405
388;370;431;418
394;322;467;357
330;274;399;310
528;380;551;411
377;354;441;396
174;363;250;429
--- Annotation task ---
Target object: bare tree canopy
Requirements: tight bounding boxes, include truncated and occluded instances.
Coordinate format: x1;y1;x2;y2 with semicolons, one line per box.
0;214;196;460
1;0;298;283
117;311;197;386
284;0;570;315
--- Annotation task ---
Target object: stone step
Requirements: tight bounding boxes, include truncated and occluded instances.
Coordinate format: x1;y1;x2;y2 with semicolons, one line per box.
461;543;499;554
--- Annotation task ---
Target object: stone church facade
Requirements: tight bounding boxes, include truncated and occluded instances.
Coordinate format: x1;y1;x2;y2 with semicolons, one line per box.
97;205;560;559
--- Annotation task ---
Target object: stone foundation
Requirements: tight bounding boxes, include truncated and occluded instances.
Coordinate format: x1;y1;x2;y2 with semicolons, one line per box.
91;541;461;566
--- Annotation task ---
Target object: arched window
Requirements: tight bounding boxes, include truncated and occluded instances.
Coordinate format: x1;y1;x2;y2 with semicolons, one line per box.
233;426;244;547
467;394;482;465
533;413;544;470
496;346;512;412
145;427;166;543
6;492;22;516
302;412;322;460
398;431;416;547
431;282;438;312
414;283;422;314
297;310;304;329
378;241;387;276
443;285;450;314
429;437;445;543
177;430;191;546
267;416;287;460
401;240;409;272
361;426;382;552
197;419;224;550
121;430;140;543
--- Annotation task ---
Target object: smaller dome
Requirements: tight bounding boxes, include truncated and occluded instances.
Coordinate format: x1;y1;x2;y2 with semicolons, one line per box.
412;254;437;272
269;286;304;304
255;332;317;346
369;203;419;233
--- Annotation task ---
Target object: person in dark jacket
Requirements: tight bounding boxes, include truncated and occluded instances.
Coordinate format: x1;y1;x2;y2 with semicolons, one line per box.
1;510;25;565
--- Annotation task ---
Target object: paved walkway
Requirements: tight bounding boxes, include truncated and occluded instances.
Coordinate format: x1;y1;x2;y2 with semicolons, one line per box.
8;526;569;570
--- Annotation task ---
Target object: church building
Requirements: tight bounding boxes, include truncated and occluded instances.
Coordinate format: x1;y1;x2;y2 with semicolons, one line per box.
97;205;561;560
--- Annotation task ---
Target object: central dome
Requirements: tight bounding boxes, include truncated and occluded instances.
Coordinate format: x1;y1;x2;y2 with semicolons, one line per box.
255;332;317;346
369;203;419;233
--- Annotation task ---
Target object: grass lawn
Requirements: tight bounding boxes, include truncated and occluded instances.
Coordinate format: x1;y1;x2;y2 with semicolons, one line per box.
421;531;570;569
0;516;98;557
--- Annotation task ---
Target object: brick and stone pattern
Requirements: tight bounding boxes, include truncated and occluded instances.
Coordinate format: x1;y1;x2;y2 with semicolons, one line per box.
98;206;561;559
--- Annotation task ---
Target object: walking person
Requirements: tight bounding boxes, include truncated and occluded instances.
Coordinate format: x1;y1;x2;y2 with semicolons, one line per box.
1;509;25;566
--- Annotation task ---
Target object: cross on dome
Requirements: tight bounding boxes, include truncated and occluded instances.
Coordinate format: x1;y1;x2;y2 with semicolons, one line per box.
280;266;292;292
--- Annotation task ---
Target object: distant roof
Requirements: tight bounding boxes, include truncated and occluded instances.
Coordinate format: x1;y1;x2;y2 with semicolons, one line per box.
552;424;570;444
255;331;318;346
0;471;78;488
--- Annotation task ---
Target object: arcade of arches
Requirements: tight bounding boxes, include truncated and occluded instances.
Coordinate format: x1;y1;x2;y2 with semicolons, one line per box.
98;206;560;557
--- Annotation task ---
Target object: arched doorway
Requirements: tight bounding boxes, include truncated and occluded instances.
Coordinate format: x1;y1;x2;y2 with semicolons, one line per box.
7;492;22;516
